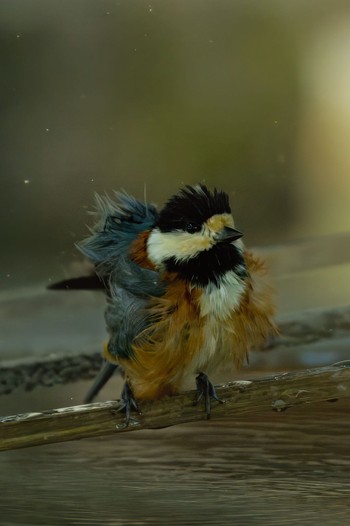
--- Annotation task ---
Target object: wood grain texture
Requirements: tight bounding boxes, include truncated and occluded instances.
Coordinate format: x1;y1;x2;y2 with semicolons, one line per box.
1;361;350;452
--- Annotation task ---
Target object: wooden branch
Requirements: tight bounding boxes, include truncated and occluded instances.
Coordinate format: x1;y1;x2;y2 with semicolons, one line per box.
2;303;350;396
1;361;350;452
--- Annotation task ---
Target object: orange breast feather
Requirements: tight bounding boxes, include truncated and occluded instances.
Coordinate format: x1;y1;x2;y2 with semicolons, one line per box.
120;274;204;399
123;236;277;400
227;250;278;368
125;233;204;399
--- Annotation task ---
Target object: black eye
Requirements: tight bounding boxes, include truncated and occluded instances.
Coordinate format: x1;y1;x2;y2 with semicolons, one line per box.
185;222;201;233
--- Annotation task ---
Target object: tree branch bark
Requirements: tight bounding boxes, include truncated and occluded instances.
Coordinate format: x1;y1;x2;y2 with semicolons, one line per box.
1;361;350;452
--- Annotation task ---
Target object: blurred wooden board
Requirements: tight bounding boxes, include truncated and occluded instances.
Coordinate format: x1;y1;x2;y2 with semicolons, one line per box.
2;303;350;396
0;400;349;524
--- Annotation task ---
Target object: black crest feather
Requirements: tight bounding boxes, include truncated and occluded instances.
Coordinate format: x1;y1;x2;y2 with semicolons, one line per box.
157;184;231;232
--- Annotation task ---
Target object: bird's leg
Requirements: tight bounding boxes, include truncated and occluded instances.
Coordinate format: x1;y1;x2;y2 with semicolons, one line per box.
116;381;141;425
194;372;224;419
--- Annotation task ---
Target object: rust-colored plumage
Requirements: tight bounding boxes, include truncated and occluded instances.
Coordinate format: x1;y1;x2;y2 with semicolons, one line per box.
129;231;155;270
117;237;278;400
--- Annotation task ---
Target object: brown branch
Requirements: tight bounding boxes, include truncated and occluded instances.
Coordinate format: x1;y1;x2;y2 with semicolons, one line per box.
1;361;350;452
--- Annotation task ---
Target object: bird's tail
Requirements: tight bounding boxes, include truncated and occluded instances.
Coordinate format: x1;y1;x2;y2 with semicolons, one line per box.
84;361;120;404
48;275;104;291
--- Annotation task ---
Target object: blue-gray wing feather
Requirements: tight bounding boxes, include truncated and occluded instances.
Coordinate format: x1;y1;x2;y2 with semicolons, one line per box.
77;191;164;360
77;191;164;297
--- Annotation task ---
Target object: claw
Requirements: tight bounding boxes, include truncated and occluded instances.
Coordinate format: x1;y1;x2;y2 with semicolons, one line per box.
115;381;141;426
194;372;224;419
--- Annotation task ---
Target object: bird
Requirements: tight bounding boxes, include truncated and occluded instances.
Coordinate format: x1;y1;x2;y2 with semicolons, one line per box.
59;184;278;422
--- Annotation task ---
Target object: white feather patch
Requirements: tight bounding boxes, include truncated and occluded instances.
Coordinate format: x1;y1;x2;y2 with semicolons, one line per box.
198;270;246;319
189;271;246;374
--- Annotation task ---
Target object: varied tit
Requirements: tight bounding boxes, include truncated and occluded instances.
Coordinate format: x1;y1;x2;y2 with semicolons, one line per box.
76;184;277;421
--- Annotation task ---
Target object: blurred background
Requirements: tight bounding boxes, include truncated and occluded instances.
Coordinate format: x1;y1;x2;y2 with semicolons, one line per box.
1;0;350;375
2;2;350;524
1;0;350;290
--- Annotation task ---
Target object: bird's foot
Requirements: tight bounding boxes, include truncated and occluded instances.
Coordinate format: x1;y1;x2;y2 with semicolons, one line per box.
115;381;141;426
194;372;224;419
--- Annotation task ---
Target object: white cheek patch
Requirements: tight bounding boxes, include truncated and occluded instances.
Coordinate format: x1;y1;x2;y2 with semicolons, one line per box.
147;228;213;266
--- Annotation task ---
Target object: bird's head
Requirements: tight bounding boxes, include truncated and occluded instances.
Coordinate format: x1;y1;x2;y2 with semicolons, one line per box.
147;185;247;287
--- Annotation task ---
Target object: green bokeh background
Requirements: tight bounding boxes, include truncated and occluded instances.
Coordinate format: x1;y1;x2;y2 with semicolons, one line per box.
1;0;350;288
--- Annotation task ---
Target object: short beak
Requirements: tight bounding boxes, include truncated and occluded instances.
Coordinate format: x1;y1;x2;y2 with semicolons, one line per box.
216;227;243;244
